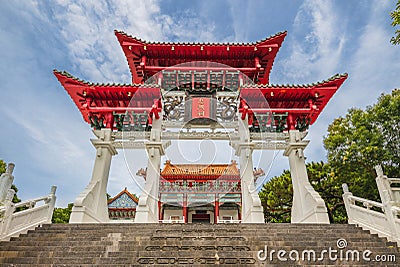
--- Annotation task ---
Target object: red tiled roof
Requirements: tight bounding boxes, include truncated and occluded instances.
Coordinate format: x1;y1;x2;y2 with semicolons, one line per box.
161;160;239;180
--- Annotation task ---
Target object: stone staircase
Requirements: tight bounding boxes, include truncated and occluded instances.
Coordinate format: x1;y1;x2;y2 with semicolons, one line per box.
0;223;399;266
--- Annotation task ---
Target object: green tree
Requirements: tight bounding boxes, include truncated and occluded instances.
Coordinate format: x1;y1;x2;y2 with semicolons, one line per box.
306;162;346;223
391;0;400;45
52;203;73;223
368;89;400;176
0;160;5;174
324;89;400;201
259;169;292;223
259;162;347;223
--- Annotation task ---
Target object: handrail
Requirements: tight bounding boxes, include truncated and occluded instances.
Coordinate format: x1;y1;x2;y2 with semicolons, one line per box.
392;206;400;214
159;216;185;223
217;217;241;223
347;195;384;209
14;196;52;209
343;177;400;245
388;178;400;184
0;186;56;241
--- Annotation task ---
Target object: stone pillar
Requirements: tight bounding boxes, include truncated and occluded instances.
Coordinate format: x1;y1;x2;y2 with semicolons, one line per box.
46;186;57;224
0;163;15;204
284;130;329;223
234;114;264;223
134;116;164;223
0;189;16;236
70;129;117;223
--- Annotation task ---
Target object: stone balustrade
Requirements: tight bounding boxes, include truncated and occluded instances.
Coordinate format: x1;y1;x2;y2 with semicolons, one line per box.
0;186;57;241
342;165;400;245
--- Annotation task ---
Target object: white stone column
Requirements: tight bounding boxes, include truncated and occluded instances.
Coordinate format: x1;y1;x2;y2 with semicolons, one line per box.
134;116;164;223
0;189;16;237
341;184;355;224
284;130;329;223
375;166;400;240
70;129;117;223
0;163;15;204
235;114;264;223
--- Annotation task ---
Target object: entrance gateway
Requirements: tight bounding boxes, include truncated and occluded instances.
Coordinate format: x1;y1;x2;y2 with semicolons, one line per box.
54;30;347;224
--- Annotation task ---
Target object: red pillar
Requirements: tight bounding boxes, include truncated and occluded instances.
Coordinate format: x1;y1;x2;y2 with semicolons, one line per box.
158;200;162;221
214;200;219;224
183;194;188;223
106;112;114;129
183;206;187;223
287;114;295;131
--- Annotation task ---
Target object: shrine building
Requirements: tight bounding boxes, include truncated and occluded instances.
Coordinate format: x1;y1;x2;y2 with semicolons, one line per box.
54;30;347;224
107;188;138;221
159;160;241;224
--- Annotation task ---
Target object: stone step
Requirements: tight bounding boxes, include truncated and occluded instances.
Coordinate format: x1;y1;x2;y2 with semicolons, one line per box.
0;223;398;266
16;228;377;237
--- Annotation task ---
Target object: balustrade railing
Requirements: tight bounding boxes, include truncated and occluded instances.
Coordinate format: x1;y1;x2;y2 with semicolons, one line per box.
159;216;185;224
0;186;56;241
217;216;241;223
342;165;400;245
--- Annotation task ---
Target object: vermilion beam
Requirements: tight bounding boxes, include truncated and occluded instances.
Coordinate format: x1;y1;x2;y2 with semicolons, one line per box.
141;66;264;72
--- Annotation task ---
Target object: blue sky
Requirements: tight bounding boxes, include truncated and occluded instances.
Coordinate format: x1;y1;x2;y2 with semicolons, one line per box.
0;0;399;207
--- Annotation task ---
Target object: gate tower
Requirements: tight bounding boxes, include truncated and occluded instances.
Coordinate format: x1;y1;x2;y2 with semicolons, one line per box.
54;30;347;223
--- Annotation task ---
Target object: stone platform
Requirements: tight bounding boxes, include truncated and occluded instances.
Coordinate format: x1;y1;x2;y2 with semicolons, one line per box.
0;223;399;266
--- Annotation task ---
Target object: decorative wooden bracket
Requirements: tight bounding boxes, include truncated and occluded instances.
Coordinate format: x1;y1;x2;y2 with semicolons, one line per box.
238;98;254;126
148;99;162;125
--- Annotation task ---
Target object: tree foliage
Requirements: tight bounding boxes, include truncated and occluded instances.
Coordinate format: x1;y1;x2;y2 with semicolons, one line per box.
391;0;400;45
259;170;292;223
260;90;400;223
0;160;5;174
260;162;347;223
324;89;400;200
52;203;73;223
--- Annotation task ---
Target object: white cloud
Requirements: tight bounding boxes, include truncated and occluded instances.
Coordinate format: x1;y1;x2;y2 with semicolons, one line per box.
46;0;169;83
343;3;400;109
284;0;346;82
298;0;400;163
3;0;399;206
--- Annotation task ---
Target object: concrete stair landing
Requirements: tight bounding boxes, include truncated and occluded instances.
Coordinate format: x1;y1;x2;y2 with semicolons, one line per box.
0;223;399;266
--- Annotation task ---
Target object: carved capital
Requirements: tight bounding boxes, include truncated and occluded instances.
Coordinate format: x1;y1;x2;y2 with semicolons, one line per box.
145;141;170;157
93;128;113;141
234;142;255;157
283;140;309;157
91;139;118;156
6;163;15;175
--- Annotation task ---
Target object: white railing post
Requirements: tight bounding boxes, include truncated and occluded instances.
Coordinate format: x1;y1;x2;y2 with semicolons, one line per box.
45;186;57;224
0;163;15;203
374;165;400;241
0;189;16;239
375;165;394;203
0;186;58;241
342;184;355;224
342;168;400;245
381;186;400;241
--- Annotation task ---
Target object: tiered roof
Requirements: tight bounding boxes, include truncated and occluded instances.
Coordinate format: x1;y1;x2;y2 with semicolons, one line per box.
161;160;239;181
54;70;160;125
54;30;347;131
241;73;348;125
115;30;287;84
